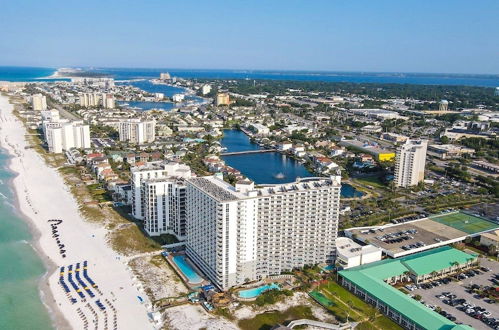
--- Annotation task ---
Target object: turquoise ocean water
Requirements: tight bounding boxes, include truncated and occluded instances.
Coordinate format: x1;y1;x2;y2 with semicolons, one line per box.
0;150;53;330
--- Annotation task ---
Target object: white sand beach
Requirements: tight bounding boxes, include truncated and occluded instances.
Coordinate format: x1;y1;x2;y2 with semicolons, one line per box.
0;94;152;329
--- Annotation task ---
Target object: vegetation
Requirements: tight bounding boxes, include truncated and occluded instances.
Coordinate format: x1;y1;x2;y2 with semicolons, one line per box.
254;289;293;306
313;281;401;329
194;79;499;110
108;224;162;256
238;305;316;330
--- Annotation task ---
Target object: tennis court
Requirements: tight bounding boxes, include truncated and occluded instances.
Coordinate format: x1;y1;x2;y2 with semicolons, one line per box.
430;212;498;234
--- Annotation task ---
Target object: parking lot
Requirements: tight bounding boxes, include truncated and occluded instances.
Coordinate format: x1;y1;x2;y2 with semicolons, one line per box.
407;257;499;329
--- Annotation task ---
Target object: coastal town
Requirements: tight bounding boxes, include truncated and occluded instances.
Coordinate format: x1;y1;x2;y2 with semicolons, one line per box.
0;69;498;330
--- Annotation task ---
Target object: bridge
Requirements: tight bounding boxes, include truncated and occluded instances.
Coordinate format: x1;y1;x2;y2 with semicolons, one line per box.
221;149;277;156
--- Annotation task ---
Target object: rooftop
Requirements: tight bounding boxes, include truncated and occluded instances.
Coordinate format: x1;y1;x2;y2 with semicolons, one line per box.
187;175;342;202
346;211;498;257
339;246;476;330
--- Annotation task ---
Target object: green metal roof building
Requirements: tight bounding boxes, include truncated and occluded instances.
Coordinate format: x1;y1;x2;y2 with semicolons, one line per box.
338;246;477;330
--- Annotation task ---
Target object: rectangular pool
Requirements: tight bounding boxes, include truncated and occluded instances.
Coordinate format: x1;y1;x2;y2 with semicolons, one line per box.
172;255;203;284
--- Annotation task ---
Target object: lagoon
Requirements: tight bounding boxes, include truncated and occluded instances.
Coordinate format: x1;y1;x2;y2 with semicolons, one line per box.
220;130;363;198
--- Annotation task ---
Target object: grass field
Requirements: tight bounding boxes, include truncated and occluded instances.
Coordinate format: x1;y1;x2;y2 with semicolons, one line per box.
310;281;401;329
354;176;387;189
430;212;498;234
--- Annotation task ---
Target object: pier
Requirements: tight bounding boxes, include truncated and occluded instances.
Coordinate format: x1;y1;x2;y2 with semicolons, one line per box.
221;149;276;156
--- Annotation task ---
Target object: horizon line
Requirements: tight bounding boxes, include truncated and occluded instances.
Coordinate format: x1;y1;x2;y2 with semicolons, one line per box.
1;65;499;77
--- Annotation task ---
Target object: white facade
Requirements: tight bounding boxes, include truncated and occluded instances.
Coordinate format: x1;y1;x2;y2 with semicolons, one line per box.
394;139;428;188
201;84;211;95
41;109;60;123
172;94;185;102
186;175;342;290
101;93;115;109
32;94;47;111
46;126;63;153
117;119;156;144
43;120;90;153
131;162;192;238
335;237;382;269
249;123;270;135
79;93;101;107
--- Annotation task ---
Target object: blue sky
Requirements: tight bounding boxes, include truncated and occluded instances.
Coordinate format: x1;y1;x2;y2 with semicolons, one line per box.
0;0;498;73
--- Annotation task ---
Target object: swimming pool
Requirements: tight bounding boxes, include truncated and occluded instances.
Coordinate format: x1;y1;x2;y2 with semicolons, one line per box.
323;264;335;271
172;255;203;284
238;283;279;299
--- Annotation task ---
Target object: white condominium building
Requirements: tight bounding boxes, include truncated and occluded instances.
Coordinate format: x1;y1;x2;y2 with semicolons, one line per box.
131;162;192;238
41;109;60;124
44;120;91;153
117;119;156;144
201;84;212;95
186;174;342;290
101;93;115;109
79;93;101;107
32;93;47;111
394;139;428;187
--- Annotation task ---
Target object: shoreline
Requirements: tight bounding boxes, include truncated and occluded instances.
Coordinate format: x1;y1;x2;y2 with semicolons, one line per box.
0;93;153;329
0;148;70;330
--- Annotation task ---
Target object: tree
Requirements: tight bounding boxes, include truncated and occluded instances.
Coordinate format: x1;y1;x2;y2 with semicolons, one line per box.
488;245;497;257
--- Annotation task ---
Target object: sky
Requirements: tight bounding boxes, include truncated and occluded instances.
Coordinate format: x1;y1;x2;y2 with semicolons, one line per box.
0;0;498;74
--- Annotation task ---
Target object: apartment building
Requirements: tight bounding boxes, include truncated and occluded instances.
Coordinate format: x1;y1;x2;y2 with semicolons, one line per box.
394;139;428;187
45;121;91;153
102;93;115;109
32;93;47;111
131;162;192;238
215;92;230;106
116;119;156;144
186;174;342;290
79;93;101;107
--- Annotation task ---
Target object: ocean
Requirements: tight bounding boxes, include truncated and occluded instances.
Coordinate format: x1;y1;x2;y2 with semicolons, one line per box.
1;66;498;87
0;150;53;330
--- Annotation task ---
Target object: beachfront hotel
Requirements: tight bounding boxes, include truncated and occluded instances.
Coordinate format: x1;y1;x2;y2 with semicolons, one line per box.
394;139;428;188
131;161;192;238
185;174;342;290
41;110;91;153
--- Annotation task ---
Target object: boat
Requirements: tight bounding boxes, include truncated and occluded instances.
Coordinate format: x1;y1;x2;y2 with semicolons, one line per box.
274;173;285;179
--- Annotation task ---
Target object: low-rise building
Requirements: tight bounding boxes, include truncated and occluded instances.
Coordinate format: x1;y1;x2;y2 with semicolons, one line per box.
335;237;382;269
339;139;395;161
339;246;477;330
427;144;475;160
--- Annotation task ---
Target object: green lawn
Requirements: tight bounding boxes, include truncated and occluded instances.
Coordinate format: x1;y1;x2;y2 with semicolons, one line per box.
431;212;498;234
354;176;387;189
313;281;402;329
238;305;316;330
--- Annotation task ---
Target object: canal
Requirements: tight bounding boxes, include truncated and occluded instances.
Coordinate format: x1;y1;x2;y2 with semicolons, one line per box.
220;129;364;198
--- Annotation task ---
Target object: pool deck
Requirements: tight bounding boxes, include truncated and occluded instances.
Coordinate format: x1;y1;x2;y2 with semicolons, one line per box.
163;253;210;290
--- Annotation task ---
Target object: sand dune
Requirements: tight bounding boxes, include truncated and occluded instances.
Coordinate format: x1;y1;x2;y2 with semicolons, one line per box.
0;94;153;330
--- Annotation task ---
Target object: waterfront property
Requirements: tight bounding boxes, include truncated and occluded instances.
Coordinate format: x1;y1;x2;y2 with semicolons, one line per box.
186;174;341;290
221;129;363;197
172;255;204;284
131;161;192;238
338;246;477;330
237;283;280;299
